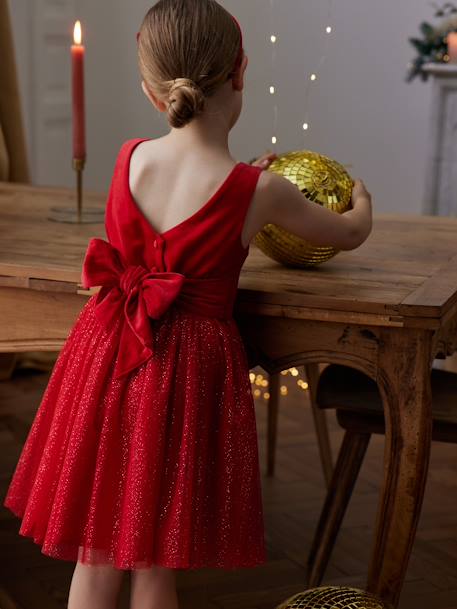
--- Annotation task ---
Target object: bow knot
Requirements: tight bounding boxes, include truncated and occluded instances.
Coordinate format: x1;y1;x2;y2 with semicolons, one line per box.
120;265;148;294
81;238;185;379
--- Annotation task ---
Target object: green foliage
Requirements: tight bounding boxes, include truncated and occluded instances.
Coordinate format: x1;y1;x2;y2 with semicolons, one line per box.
406;4;457;82
420;21;436;38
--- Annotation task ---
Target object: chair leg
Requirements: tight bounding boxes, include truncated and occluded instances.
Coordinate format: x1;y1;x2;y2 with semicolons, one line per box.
267;364;334;481
307;429;371;587
304;363;333;489
266;372;280;477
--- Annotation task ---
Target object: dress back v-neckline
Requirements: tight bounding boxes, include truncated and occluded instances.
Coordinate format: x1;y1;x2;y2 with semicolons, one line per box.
125;137;245;239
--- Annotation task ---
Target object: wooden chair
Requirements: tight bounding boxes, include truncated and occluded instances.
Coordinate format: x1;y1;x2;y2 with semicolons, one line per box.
306;363;457;587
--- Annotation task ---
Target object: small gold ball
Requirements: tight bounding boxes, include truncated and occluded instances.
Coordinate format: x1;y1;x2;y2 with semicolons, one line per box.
275;586;393;609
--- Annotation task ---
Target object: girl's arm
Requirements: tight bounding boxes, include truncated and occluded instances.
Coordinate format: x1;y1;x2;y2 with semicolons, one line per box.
256;170;373;251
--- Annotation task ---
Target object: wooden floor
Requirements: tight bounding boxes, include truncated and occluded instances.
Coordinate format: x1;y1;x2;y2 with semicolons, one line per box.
1;361;457;609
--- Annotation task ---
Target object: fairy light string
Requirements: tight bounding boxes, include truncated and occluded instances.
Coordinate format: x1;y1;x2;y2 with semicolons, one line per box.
267;0;335;147
302;0;335;141
250;367;309;401
269;0;278;146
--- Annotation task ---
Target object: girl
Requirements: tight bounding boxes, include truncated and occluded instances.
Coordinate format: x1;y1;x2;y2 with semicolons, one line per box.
3;1;372;608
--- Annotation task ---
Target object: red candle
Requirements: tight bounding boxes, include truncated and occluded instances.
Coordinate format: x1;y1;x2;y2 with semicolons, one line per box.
71;20;86;160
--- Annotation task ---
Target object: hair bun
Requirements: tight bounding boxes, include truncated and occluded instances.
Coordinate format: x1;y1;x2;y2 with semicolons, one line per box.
168;78;205;129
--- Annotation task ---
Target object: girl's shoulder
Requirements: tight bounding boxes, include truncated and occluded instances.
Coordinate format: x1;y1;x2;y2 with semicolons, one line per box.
118;137;147;156
111;138;149;174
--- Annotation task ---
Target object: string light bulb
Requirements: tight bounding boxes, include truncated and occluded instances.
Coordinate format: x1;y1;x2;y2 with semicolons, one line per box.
272;136;277;144
326;26;332;33
271;34;277;43
270;85;275;94
303;122;309;131
310;73;317;81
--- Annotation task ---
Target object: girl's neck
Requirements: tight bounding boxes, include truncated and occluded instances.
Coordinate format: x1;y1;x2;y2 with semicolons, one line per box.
167;118;230;157
166;90;236;161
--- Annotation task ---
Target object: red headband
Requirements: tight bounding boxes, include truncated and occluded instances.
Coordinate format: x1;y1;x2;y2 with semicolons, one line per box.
136;13;243;72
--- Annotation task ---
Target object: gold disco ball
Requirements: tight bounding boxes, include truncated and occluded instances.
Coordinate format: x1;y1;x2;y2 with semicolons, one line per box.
275;587;393;609
254;150;353;268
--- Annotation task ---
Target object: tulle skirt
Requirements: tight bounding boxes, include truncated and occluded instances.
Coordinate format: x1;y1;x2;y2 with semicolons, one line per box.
3;295;267;570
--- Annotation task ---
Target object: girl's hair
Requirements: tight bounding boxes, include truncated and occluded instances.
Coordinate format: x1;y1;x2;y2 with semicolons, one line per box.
137;0;242;129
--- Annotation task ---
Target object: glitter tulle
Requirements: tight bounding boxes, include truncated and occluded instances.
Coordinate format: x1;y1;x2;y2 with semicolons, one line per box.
3;296;266;570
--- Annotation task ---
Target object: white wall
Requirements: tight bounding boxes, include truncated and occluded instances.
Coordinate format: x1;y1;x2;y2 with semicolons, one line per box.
10;0;434;213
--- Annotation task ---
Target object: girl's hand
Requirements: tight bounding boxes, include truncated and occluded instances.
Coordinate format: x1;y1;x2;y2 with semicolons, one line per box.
250;151;278;169
351;179;371;207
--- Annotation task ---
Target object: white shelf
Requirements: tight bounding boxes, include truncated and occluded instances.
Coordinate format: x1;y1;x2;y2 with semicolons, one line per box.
422;62;457;76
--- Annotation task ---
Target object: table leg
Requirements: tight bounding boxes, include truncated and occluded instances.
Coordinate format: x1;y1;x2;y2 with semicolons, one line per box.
368;327;433;607
267;372;280;477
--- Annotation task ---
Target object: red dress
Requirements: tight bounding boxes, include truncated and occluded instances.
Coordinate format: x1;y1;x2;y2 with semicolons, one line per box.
3;138;267;571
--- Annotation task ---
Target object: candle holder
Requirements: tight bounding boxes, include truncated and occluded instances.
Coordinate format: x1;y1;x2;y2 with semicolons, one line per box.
48;157;105;224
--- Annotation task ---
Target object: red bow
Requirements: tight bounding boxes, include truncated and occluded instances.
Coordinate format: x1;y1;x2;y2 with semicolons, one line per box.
81;238;185;379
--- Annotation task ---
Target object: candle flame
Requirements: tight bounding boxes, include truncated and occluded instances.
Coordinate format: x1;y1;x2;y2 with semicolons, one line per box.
74;20;82;45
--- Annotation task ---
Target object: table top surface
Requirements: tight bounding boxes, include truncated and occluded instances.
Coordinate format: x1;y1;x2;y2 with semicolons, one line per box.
1;181;457;325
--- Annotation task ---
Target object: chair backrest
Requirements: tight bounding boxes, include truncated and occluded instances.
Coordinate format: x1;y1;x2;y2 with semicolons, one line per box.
317;363;457;426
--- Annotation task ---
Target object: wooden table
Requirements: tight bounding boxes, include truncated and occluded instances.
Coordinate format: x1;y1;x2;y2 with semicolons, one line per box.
2;182;457;607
